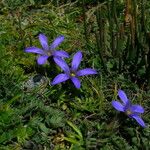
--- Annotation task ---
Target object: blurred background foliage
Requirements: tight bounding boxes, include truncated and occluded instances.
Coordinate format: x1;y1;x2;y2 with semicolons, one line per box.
0;0;150;149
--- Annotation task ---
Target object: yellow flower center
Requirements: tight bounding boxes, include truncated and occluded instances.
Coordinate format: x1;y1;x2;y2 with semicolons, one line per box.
126;110;132;115
47;51;52;56
70;73;76;77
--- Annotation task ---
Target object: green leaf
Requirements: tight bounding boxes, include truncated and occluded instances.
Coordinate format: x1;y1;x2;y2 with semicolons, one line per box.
64;137;79;145
67;121;83;140
39;123;50;134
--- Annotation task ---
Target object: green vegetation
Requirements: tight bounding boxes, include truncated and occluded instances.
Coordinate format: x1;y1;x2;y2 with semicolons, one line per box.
0;0;150;149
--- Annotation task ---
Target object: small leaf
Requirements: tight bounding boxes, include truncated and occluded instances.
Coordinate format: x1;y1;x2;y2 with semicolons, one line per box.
39;123;50;134
67;121;83;139
64;137;79;145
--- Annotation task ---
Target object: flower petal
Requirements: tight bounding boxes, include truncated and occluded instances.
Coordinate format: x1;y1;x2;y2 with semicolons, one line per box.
53;50;69;58
25;47;44;54
124;101;131;111
130;105;145;113
131;115;146;128
51;73;69;85
76;68;97;76
118;90;129;105
71;77;81;89
39;34;49;50
37;55;49;65
50;35;65;50
53;57;70;74
111;100;125;112
71;51;82;71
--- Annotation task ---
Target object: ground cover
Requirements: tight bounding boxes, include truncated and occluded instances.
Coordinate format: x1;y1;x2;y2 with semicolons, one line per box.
0;0;149;149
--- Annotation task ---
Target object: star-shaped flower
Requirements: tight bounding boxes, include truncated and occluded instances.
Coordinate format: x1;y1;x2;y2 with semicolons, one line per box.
25;33;69;65
51;51;98;88
112;90;146;127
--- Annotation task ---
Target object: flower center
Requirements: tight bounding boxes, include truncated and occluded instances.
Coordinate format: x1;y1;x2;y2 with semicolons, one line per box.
47;51;52;56
126;109;132;115
70;72;76;77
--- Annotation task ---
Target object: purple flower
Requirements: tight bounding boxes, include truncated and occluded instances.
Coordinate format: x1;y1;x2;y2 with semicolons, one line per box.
25;34;69;65
51;51;97;88
112;90;146;128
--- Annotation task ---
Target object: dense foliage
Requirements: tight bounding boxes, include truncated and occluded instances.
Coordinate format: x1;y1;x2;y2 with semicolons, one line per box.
0;0;150;149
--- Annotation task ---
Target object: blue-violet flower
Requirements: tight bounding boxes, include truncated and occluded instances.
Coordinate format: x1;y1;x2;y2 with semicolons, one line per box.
112;90;146;127
25;33;69;65
51;51;97;88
